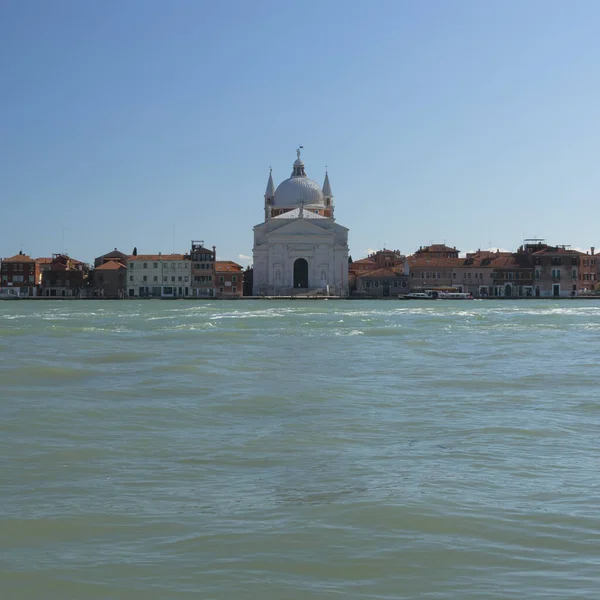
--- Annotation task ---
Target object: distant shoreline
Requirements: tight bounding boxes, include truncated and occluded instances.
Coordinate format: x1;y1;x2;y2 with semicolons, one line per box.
5;296;600;302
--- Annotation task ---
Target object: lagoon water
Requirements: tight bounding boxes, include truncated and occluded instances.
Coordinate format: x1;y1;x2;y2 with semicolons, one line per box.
1;299;600;599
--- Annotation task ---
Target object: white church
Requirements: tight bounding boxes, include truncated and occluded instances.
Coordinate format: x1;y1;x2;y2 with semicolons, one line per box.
252;149;349;296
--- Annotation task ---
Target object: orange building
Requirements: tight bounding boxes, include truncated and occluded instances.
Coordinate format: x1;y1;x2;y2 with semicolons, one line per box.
1;252;40;297
407;244;461;289
215;261;244;298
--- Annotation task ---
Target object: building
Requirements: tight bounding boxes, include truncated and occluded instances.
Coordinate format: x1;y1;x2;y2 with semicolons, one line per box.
190;241;216;297
242;266;253;296
40;254;88;297
523;242;580;297
90;248;129;298
355;267;410;297
216;261;244;298
578;247;598;294
94;248;129;268
252;149;349;296
127;254;191;298
488;251;535;297
349;249;407;294
93;261;128;298
0;252;40;297
407;244;462;289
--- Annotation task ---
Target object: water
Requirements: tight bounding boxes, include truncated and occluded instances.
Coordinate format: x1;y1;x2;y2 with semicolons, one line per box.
1;300;600;599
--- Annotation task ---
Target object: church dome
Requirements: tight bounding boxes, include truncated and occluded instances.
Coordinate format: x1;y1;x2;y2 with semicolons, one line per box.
272;150;325;208
273;176;325;208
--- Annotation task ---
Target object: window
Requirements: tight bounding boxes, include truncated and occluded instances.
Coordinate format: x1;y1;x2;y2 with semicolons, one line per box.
365;281;371;288
171;276;175;282
143;276;147;282
178;276;182;282
219;287;224;293
143;263;147;269
129;263;134;269
184;276;189;282
233;286;237;293
232;276;237;283
153;262;158;268
219;276;224;283
153;276;158;282
163;276;167;282
572;269;577;279
129;275;133;282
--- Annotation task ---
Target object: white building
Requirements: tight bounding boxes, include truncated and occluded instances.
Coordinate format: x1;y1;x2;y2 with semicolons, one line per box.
252;150;349;296
127;254;191;298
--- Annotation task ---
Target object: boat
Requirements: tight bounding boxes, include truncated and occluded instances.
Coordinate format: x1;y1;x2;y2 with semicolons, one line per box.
0;290;20;300
399;290;473;300
437;291;473;300
398;292;437;300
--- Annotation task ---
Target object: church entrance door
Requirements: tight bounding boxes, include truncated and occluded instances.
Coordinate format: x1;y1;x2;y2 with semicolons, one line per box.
294;258;309;288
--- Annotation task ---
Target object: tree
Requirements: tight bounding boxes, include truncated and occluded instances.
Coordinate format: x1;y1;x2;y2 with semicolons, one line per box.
348;255;353;264
132;247;138;256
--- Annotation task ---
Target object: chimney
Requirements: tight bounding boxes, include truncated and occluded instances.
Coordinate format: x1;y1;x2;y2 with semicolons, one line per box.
592;247;595;256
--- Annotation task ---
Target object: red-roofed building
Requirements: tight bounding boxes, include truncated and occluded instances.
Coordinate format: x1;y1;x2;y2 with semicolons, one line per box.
524;241;580;297
216;261;244;298
40;254;89;298
1;252;40;297
578;247;598;294
407;243;461;289
349;249;407;294
93;261;128;298
354;267;410;297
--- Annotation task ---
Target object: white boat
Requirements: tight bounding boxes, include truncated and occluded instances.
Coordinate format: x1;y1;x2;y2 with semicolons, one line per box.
398;292;437;300
437;292;473;300
0;290;20;300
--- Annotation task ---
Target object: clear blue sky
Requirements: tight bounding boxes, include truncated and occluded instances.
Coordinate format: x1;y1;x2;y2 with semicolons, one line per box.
2;0;600;264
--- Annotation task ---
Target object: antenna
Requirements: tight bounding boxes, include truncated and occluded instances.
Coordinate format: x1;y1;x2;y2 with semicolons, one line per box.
172;225;175;254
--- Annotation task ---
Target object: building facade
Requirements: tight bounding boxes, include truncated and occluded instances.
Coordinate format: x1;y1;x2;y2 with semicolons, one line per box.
40;254;88;297
253;149;349;296
216;261;244;298
190;241;216;297
1;252;40;297
526;243;580;297
354;268;410;297
127;254;191;298
578;248;598;293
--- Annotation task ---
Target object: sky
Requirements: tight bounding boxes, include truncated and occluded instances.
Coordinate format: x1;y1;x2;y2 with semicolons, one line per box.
1;0;600;265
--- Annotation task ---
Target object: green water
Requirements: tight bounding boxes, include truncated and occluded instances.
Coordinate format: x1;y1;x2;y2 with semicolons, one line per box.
1;300;600;599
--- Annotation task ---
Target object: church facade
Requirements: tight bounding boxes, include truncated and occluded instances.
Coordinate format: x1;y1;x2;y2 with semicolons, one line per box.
252;150;349;296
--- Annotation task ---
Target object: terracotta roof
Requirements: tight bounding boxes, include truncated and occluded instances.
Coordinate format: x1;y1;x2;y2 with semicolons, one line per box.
128;254;187;261
531;246;580;256
216;261;243;272
416;244;459;253
95;261;126;271
489;253;532;269
36;257;53;264
407;256;462;268
2;253;35;263
352;258;376;265
98;250;128;260
357;267;406;278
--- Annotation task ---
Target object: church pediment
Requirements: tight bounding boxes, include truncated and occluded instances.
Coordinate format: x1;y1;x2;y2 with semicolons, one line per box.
267;219;334;237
